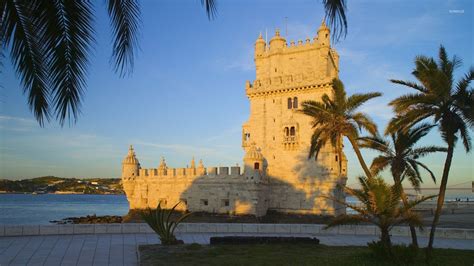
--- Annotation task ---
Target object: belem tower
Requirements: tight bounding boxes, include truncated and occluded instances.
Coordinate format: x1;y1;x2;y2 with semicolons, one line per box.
122;21;348;217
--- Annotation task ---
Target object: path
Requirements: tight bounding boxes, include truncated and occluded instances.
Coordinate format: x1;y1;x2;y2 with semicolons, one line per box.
1;233;472;265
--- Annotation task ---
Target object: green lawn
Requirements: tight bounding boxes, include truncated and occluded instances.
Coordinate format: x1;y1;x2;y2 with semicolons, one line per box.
139;244;474;266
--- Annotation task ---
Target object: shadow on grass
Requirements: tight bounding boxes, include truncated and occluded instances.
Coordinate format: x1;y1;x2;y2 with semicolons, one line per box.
139;243;474;266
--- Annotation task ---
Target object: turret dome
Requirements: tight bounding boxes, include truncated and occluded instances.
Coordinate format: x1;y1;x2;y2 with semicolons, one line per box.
269;29;286;50
244;142;264;161
122;145;139;165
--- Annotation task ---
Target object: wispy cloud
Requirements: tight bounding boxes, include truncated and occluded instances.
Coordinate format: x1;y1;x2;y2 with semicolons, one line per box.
136;141;219;156
0;115;37;132
219;45;254;72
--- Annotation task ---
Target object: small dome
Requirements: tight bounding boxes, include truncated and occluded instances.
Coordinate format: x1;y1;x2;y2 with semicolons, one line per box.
158;157;167;170
270;28;286;43
256;32;265;44
244;142;264;161
318;20;329;33
123;145;139;165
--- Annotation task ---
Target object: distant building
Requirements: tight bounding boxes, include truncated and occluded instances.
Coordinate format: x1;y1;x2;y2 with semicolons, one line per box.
122;21;347;217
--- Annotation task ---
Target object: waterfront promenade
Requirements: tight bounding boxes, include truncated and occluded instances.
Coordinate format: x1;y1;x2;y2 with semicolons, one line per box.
1;233;473;265
1;223;473;266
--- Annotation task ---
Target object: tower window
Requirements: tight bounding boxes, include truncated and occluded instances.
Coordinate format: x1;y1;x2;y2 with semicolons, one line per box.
221;199;230;207
285;127;289;136
244;133;250;141
287;98;292;109
201;199;208;206
335;155;338;162
254;162;260;170
293;97;298;109
290;127;296;136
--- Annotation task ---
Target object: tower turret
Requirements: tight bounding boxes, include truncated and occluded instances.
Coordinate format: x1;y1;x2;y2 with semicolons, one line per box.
158;157;167;175
317;20;330;47
122;145;140;178
244;142;266;180
269;29;286;51
255;33;266;57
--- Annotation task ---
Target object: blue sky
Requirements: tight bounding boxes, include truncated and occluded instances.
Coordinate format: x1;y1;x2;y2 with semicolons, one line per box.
0;0;472;188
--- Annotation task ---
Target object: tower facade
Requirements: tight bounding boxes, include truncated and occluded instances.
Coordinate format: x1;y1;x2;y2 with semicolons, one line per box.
242;21;347;214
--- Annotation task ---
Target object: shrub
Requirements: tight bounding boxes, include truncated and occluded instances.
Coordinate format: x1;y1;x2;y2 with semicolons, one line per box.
140;201;191;245
368;241;419;264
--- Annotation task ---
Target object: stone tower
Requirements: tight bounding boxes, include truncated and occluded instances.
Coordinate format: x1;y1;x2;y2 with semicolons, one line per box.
242;21;347;215
120;21;347;216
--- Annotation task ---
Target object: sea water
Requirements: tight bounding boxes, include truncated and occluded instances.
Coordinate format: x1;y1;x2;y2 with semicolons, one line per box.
0;189;471;225
0;194;129;225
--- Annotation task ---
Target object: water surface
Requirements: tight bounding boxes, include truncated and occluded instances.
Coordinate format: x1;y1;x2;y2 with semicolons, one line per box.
0;194;129;225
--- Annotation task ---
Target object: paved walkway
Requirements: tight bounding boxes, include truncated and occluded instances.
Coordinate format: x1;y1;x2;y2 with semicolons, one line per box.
1;233;472;265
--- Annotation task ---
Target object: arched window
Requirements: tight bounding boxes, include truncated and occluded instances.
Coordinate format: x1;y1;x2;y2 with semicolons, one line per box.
287;98;292;109
290;127;296;136
293;97;298;109
254;162;260;170
285;127;289;136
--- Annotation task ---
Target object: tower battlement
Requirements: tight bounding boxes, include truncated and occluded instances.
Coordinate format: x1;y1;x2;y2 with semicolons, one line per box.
251;22;339;97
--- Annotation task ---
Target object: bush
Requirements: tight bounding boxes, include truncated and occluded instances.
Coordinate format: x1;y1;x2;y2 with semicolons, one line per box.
140;201;191;245
368;241;419;264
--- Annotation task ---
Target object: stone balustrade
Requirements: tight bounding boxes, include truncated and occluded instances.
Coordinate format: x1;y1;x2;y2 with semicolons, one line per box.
1;223;472;240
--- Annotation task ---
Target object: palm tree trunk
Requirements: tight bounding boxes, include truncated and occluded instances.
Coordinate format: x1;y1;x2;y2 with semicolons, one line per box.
347;137;372;178
380;227;392;249
399;187;419;248
427;143;454;257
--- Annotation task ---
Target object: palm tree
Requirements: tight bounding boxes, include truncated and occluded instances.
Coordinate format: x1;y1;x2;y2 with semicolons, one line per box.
359;123;447;247
326;176;434;250
387;45;473;255
300;78;381;178
1;0;347;126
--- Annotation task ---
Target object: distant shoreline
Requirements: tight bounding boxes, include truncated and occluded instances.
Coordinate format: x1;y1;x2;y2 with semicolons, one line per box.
0;191;123;195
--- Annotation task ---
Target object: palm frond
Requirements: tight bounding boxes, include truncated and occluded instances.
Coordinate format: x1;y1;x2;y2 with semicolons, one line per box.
390;79;427;93
325;214;369;229
322;0;347;43
358;135;390;153
402;165;421;190
40;0;95;126
413;161;436;183
370;156;390;176
346;92;382;112
352;112;378;135
200;0;217;20
411;146;447;158
3;0;50;126
107;0;141;77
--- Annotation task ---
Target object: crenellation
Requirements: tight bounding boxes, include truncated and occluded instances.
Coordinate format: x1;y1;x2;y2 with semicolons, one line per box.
168;168;176;176
219;167;229;175
149;168;157;176
139;169;148;176
231;166;241;175
207;167;217;175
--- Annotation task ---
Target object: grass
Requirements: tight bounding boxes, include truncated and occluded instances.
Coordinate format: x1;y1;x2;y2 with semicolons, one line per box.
139;243;474;266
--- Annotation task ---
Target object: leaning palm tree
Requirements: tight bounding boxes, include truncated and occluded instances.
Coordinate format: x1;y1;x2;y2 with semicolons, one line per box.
1;0;347;126
359;123;447;247
300;78;381;178
387;45;473;255
326;176;434;251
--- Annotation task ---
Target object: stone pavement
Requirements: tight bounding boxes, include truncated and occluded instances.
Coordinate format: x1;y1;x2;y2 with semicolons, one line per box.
1;233;472;266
